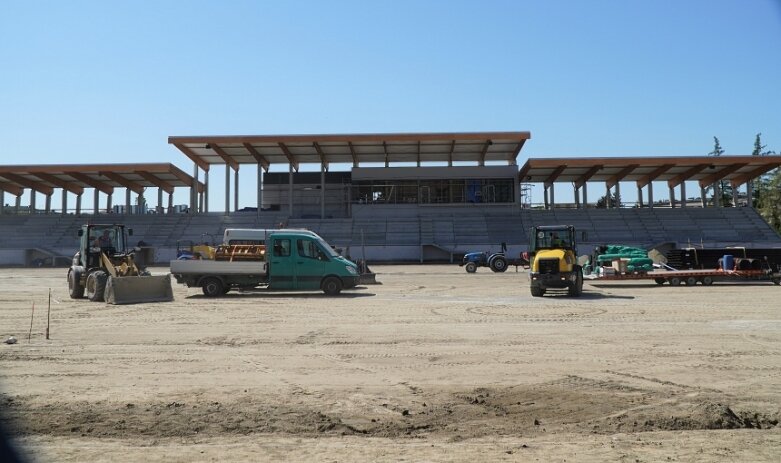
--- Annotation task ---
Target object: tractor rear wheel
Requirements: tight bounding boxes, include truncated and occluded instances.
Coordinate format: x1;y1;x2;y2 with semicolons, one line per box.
465;262;477;273
490;256;508;273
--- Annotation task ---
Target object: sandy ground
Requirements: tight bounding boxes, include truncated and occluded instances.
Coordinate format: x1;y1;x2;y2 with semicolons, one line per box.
0;265;780;462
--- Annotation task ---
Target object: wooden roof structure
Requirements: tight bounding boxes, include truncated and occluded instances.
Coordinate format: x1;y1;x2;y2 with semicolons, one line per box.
0;163;204;196
518;156;781;188
168;132;532;172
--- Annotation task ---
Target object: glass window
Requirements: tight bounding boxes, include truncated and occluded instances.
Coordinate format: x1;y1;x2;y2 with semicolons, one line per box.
273;239;291;257
297;239;319;259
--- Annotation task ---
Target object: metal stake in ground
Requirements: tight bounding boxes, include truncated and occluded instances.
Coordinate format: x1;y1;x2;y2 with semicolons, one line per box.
46;288;51;340
28;302;35;343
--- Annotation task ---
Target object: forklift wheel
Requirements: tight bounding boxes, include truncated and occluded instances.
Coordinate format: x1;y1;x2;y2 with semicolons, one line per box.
465;262;477;273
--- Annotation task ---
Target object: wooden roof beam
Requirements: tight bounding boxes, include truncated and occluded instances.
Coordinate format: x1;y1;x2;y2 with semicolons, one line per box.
173;143;210;171
729;163;781;186
347;142;358;167
99;171;145;195
135;171;174;194
574;165;603;189
277;142;299;172
0;181;24;196
518;161;533;182
637;164;674;189
698;163;749;188
242;143;270;172
509;139;526;164
544;165;567;186
666;164;709;188
312;142;328;171
479;140;492;166
167;164;204;193
0;172;54;196
64;171;114;195
208;144;240;171
30;172;84;195
606;164;639;189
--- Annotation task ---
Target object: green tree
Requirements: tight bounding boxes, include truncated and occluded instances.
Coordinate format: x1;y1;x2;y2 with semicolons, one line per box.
750;132;776;207
596;191;620;208
707;137;733;206
756;168;781;232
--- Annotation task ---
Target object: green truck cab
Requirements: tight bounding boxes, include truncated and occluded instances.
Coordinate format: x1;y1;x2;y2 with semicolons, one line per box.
170;230;360;296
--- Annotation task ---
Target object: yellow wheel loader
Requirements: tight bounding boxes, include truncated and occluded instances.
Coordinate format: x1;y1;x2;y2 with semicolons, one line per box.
67;224;173;304
529;225;583;297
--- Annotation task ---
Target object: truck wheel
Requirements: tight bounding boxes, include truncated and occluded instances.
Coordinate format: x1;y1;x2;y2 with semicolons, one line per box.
68;268;85;299
490;256;508;273
685;276;698;286
322;276;342;296
530;285;545;297
201;277;224;297
86;270;108;302
669;277;681;286
465;262;477;273
702;276;714;286
654;278;666;285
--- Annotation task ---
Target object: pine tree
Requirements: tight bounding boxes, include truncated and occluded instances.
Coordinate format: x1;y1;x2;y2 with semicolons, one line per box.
707;137;732;206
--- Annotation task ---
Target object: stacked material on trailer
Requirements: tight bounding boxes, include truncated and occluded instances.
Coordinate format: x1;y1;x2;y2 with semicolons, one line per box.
592;244;654;273
666;247;781;271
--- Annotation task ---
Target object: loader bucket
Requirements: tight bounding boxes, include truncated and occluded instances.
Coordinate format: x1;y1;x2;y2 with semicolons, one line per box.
105;274;174;305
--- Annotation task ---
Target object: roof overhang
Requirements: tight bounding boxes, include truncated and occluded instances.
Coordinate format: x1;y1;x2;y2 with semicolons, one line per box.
169;131;532;172
0;163;204;195
519;156;781;188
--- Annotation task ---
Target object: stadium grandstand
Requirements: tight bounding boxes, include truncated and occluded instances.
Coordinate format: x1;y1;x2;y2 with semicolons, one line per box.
1;132;781;266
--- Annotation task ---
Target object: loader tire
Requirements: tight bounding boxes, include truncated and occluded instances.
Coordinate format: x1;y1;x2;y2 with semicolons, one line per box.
86;270;108;302
68;269;85;299
201;277;224;297
568;270;583;297
465;262;477;273
490;256;508;273
530;285;545;297
322;276;342;296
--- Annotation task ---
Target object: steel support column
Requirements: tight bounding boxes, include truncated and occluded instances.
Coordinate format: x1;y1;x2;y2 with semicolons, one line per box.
668;186;675;208
320;163;325;219
288;163;294;218
75;193;82;215
256;166;263;218
125;189;131;214
224;165;230;215
61;191;67;216
680;182;687;208
648;183;654;209
45;194;51;213
234;167;239;212
94;188;100;214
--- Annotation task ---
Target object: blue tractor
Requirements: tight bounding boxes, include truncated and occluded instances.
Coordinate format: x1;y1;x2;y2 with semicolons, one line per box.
460;243;509;273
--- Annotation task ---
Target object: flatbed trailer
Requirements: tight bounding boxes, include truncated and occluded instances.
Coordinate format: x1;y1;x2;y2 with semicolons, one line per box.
587;269;781;286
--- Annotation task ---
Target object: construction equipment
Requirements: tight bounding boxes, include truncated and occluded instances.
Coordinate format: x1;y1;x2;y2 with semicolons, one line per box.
528;225;583;297
67;224;174;304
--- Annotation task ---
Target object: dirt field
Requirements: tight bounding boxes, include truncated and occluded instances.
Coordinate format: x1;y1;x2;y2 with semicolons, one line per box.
1;265;779;462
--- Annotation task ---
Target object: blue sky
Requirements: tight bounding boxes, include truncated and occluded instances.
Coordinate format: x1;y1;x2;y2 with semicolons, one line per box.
2;0;780;209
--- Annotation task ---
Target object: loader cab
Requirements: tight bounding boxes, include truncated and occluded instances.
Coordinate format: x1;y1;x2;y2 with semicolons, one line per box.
77;224;131;269
529;225;577;254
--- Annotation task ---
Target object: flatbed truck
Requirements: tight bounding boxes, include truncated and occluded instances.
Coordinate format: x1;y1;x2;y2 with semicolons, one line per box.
170;230;360;296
